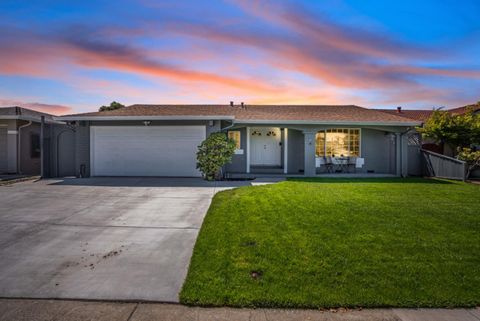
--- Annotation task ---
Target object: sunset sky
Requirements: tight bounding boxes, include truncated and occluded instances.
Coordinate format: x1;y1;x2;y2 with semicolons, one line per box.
0;0;479;115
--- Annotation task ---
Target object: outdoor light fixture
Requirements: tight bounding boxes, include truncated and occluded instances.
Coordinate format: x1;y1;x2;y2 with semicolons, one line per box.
143;121;151;126
266;131;277;137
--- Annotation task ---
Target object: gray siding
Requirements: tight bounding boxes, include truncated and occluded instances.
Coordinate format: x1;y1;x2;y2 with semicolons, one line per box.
6;120;17;173
0;127;7;173
224;127;246;173
361;128;395;174
75;121;90;177
287;129;304;174
19;122;41;175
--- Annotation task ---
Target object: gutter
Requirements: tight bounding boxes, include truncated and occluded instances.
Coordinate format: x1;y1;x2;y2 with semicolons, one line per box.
233;119;422;127
54;115;235;121
220;120;236;132
1;115;65;125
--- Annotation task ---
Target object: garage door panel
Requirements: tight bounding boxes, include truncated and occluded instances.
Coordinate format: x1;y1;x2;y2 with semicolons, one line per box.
91;126;205;177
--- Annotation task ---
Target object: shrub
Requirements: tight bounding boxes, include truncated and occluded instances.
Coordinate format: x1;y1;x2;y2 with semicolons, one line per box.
196;132;236;180
457;148;480;179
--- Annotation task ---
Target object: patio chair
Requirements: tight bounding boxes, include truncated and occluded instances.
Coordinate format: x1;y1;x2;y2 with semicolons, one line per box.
331;157;342;173
355;157;365;171
347;157;357;173
324;156;334;173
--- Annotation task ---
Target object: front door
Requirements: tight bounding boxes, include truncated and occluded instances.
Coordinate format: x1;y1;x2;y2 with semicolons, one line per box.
250;127;281;166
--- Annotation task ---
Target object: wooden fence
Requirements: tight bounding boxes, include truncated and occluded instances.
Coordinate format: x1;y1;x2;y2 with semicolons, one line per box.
421;149;467;181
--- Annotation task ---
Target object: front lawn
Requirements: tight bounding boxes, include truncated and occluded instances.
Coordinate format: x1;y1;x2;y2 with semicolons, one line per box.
180;178;480;308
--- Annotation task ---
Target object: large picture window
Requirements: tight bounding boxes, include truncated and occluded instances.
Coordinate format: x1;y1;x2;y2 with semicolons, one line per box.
315;129;360;157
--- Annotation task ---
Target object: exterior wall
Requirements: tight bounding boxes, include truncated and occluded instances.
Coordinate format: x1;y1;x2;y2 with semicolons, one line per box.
55;119;416;178
287;129;304;174
224;127;246;173
6;120;18;173
0;122;7;173
360;128;395;174
18;121;42;175
49;124;76;177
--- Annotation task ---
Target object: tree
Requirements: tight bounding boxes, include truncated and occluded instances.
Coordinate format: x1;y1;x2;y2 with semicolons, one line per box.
196;133;236;181
419;108;480;153
457;148;480;179
99;101;125;112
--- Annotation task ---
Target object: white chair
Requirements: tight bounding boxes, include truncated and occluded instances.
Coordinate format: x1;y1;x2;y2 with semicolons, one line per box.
355;158;365;171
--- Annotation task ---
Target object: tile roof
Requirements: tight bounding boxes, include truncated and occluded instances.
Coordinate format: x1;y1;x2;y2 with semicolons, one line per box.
61;104;419;124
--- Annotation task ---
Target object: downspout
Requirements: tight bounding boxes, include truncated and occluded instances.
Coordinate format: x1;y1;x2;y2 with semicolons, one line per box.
17;121;33;174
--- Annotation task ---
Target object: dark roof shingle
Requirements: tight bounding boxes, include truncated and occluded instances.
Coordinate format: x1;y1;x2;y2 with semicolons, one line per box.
62;104;419;124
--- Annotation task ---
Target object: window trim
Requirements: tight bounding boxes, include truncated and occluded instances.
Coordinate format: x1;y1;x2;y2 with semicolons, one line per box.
315;128;361;157
227;130;242;151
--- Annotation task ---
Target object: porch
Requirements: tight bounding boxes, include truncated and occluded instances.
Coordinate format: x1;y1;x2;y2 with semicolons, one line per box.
224;125;411;177
226;172;398;179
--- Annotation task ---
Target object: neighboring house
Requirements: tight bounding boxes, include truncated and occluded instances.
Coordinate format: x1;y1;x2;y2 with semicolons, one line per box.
0;107;56;175
55;104;421;178
0;106;76;177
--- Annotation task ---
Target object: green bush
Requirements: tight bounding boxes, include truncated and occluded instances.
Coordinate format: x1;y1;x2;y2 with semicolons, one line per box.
196;132;236;180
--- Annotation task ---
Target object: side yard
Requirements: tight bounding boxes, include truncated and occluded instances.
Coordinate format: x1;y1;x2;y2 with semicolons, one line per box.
180;178;480;308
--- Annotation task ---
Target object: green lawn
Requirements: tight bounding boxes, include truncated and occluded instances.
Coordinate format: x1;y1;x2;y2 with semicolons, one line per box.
180;178;480;308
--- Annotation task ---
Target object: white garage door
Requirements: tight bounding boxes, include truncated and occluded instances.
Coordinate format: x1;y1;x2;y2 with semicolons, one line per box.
90;126;206;177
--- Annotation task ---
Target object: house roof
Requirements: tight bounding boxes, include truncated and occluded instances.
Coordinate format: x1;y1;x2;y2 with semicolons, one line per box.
59;104;421;126
376;109;434;122
377;103;480;122
448;104;480;115
0;106;57;123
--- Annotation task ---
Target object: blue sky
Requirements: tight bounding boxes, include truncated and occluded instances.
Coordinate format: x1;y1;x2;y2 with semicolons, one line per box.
0;0;479;114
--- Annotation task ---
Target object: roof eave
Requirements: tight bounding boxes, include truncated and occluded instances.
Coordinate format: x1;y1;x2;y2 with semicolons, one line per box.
0;115;64;125
55;115;235;121
234;119;422;126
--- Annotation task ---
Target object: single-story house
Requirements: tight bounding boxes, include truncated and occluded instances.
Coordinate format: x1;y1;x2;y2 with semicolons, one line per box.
54;104;422;178
0;107;61;175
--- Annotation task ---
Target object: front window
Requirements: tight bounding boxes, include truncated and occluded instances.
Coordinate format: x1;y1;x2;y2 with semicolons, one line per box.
316;129;360;157
228;131;241;150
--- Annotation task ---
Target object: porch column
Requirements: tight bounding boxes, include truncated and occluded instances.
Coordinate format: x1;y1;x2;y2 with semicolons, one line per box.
401;134;408;177
246;126;250;174
40;116;45;178
303;130;316;177
283;128;288;174
395;133;401;176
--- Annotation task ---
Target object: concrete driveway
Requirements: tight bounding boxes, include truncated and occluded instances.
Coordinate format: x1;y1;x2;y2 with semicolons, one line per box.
0;177;250;302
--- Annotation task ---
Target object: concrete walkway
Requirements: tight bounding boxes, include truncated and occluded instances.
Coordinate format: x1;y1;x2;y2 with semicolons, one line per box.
0;299;479;321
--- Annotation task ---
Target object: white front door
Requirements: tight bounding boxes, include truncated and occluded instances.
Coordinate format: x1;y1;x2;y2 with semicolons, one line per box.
250;127;281;166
